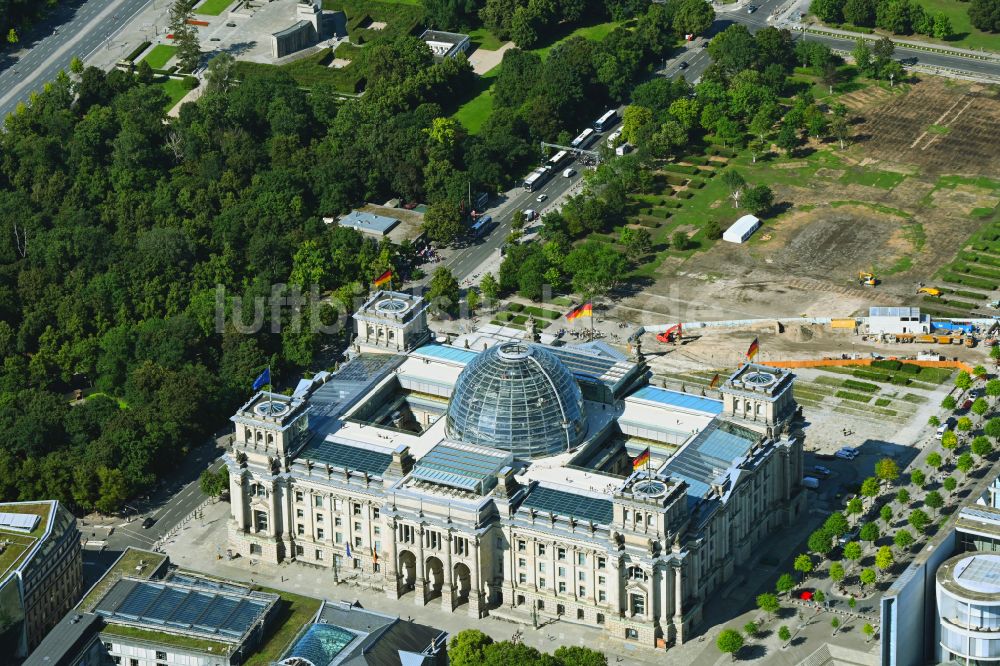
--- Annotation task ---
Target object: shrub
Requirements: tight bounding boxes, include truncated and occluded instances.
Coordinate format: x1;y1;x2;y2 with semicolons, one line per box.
898;363;921;375
843;379;880;393
125;41;152;63
182;76;199;90
675;190;694;199
836;390;871;403
872;360;902;371
507;302;524;312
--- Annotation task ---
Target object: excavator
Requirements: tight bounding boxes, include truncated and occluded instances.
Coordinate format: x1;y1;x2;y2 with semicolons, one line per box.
917;286;942;296
656;323;683;344
859;271;877;287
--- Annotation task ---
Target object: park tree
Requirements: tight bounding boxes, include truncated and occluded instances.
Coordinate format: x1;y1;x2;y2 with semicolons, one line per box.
846;498;863;523
673;0;717;36
565;241;628;297
825;511;850;537
466;288;480;315
987;378;1000;397
859;568;877;588
970;0;1000;32
199;467;229;499
722;170;746;208
716;629;744;662
671;231;690;251
875;458;900;485
875;545;894;574
809;528;834;556
942;395;957;410
894;528;915;551
742;185;774;215
859;522;880;549
427;267;461;317
778;625;792;646
974;364;988;378
480;273;500;307
925;490;944;517
986;417;1000;440
7;28;18;44
973;435;993;458
743;621;759;638
928;415;941;427
942;430;958;451
205;52;237;94
957;416;973;432
776;573;796;597
844;0;877;25
943;476;958;494
852;38;873;75
829;561;846;584
863;623;876;643
621;105;654;145
831;617;841;635
708;24;759;74
911;469;926;487
552;646;608;666
957;371;973;390
880;504;893;525
620;227;653;261
776;123;800;155
843;541;863;569
896;488;911;505
169;0;202;72
909;508;930;533
957;452;975;475
423;202;465;245
860;477;880;499
812;0;847;23
927;452;943;470
794;553;814;580
449;630;494;666
757;592;780;617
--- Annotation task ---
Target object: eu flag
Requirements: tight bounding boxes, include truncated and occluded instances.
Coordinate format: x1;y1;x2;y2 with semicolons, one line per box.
253;368;271;391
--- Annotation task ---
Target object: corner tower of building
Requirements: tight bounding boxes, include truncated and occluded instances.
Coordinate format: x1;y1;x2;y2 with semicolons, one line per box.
353;290;430;354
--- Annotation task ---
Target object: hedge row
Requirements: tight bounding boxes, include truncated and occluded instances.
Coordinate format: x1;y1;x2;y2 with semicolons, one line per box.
843;379;879;392
125;41;152;63
675;190;694;200
836;390;871;403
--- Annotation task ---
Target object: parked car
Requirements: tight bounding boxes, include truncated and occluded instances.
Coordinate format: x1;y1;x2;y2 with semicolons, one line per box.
838;528;860;545
141;517;155;529
815;452;836;460
747;4;757;12
835;447;858;460
813;465;833;477
563;168;576;178
802;476;820;489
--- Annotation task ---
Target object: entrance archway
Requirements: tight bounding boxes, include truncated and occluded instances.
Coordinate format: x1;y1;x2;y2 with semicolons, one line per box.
453;562;471;606
425;556;444;600
398;550;416;594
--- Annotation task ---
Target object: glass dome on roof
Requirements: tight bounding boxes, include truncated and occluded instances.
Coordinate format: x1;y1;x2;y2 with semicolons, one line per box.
445;342;588;458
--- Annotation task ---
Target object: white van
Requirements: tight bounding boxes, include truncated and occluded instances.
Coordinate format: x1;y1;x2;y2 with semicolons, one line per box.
563;168;576;178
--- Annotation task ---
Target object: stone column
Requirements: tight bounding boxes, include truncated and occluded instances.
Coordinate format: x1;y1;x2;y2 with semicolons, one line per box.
610;557;621;616
415;526;427;606
442;532;454;612
672;564;684;644
387;522;401;600
230;471;246;529
469;537;484;617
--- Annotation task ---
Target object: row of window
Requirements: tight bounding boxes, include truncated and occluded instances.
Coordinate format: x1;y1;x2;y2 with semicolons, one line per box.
515;541;607;569
293;492;378;519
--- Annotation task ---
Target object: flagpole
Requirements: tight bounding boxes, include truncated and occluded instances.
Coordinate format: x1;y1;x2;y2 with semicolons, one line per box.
268;365;273;412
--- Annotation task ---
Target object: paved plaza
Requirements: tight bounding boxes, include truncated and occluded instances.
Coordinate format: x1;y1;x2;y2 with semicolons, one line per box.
164;500;880;664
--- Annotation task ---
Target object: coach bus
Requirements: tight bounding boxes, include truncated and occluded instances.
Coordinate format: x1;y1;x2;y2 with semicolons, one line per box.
593;109;617;132
522;166;551;192
570;128;596;150
547;150;570;171
470;214;493;237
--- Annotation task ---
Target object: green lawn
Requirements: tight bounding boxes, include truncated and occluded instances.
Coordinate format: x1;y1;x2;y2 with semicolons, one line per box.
142;44;177;69
532;21;621;60
468;27;505;51
839;168;907;189
910;0;1000;53
243;588;323;666
452;65;500;134
80;549;167;611
194;0;233;16
157;77;195;111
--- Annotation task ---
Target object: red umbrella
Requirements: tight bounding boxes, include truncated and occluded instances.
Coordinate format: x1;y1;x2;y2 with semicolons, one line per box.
800;591;813;601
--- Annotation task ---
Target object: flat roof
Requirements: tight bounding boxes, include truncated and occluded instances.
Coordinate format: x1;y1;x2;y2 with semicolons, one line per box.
0;501;57;589
0;511;40;533
338;210;401;236
93;577;275;644
628;386;723;415
521;484;613;525
23;612;102;666
869;306;921;318
412;343;478;366
956;554;1000;594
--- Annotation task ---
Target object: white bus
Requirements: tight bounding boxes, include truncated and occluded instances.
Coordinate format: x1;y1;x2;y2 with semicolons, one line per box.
606;129;623;148
470;214;493;237
570;128;596;150
593;109;617;132
547;150;569;170
522;166;551;192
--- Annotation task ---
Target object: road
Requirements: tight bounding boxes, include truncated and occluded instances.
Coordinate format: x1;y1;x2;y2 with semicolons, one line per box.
0;0;157;121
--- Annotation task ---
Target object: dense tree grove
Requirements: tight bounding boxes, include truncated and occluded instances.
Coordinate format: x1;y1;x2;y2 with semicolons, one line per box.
811;0;955;38
0;0;64;49
449;629;608;666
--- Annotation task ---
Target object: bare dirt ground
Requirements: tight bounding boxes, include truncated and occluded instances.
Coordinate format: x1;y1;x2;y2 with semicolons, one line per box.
855;80;1000;176
611;78;1000;336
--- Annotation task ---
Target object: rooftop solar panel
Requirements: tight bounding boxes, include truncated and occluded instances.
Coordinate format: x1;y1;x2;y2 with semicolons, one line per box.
298;438;393;475
167;591;214;627
522;485;613;525
147;587;188;623
197;596;239;629
0;512;40;533
629;386;723;415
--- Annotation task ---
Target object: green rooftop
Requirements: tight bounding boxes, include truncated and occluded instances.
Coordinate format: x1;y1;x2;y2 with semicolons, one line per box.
0;502;53;583
100;622;231;655
243;587;322;666
79;548;167;612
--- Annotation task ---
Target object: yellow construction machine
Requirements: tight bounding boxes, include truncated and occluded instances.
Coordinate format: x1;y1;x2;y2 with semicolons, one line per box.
859;271;877;287
917;286;942;296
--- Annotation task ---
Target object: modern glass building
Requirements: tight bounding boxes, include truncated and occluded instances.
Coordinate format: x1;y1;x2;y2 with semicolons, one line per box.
445;342;588;458
937;552;1000;663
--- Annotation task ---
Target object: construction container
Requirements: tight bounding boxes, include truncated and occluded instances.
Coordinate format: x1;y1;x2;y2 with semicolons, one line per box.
831;319;858;330
917;335;937;344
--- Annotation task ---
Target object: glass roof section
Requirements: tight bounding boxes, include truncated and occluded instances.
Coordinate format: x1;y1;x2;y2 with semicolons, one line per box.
413;344;479;365
956;555;1000;594
630;386;723;415
665;420;760;501
412;442;512;494
298;438;393;476
521;485;613;525
445;342;587;458
281;623;356;666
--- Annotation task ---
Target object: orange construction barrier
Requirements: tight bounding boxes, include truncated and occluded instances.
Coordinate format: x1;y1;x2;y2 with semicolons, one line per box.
759;358;975;373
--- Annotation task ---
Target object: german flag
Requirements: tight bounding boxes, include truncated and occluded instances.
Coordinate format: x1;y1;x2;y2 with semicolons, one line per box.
566;302;593;321
708;373;721;389
746;337;760;361
374;269;392;288
632;447;650;470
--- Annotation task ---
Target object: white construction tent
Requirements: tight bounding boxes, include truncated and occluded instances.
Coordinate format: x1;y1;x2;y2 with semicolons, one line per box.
722;214;761;244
